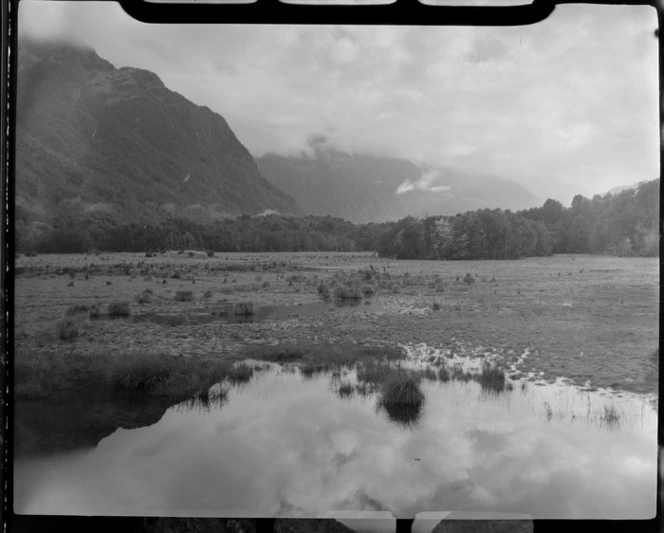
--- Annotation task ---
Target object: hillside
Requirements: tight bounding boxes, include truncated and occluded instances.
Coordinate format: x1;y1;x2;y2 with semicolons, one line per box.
257;147;539;223
15;39;302;234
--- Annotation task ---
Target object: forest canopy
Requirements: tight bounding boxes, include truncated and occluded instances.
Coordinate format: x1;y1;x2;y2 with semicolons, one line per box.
16;179;659;259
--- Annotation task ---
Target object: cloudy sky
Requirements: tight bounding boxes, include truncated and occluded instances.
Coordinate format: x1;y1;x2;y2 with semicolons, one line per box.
18;1;659;204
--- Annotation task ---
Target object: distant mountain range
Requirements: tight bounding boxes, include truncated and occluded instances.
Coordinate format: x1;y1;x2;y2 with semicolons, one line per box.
605;181;647;196
257;147;540;223
17;39;541;232
16;39;302;227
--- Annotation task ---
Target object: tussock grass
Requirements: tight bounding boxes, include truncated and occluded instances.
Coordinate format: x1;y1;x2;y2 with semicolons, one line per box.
135;290;152;304
361;285;375;296
227;363;254;385
233;302;254;315
337;381;354;398
420;367;438;381
174;291;194;302
65;305;89;316
300;362;330;378
437;367;450;382
357;360;395;385
16;350;232;400
244;343;306;362
108;301;131;316
57;317;79;340
334;286;363;300
477;363;506;393
380;372;424;406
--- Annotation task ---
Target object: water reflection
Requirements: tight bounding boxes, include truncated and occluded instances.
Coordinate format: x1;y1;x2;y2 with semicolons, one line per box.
15;366;657;519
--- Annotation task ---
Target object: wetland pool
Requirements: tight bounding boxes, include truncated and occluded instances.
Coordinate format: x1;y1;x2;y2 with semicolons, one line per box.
14;361;657;520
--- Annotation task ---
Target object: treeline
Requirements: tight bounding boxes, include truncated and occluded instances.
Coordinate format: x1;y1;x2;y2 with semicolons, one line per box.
16;179;659;259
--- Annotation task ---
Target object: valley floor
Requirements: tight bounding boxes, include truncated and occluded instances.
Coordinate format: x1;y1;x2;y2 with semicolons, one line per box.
14;251;659;397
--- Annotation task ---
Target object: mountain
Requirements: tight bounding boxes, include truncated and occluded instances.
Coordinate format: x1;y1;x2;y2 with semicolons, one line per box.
15;39;302;230
257;147;540;223
605;181;647;196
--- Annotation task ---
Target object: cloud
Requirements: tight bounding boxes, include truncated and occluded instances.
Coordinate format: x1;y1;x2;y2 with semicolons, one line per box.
396;170;452;194
17;1;659;204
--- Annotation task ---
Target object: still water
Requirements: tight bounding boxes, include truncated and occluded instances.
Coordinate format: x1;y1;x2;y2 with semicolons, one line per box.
14;363;657;519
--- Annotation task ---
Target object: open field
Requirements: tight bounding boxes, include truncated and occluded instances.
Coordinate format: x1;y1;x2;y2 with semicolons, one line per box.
14;251;659;398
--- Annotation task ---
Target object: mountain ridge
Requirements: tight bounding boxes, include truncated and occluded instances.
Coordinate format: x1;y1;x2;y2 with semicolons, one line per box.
16;39;302;231
257;147;540;224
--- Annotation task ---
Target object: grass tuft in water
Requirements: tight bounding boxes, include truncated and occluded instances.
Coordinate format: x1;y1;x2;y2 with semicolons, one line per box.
380;372;425;407
227;364;254;385
337;381;354;398
477;363;506;393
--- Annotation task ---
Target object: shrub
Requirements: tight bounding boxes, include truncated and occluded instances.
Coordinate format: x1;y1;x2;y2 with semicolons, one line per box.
108;301;131;316
175;291;194;302
380;372;424;406
57;317;79;340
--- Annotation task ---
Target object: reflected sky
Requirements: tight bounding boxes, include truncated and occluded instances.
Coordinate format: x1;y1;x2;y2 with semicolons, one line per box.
15;367;657;519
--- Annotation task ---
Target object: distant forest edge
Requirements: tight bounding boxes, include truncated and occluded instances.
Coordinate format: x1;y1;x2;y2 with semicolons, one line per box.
16;179;659;259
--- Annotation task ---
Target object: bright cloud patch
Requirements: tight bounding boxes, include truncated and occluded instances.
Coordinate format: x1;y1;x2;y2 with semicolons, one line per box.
396;170;452;194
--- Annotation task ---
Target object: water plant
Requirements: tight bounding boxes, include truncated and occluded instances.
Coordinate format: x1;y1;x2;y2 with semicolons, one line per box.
477;363;506;393
337;381;354;398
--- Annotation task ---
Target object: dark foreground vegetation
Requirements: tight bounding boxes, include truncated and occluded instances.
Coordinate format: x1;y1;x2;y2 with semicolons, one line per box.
16;179;658;259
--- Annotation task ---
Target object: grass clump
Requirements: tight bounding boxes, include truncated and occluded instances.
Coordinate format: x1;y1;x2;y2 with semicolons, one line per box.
601;404;621;428
361;285;375;296
175;290;194;302
108;301;131;316
135;289;153;304
380;372;425;407
227;363;255;385
245;344;307;362
65;305;89;316
337;381;354;398
334;286;363;300
57;317;79;340
300;362;330;378
477;363;506;393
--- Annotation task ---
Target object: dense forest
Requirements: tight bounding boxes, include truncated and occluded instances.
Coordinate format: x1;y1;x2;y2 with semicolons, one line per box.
16;179;659;259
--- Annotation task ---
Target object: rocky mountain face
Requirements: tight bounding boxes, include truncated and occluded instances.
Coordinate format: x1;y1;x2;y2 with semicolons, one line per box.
257;147;540;224
16;39;302;229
